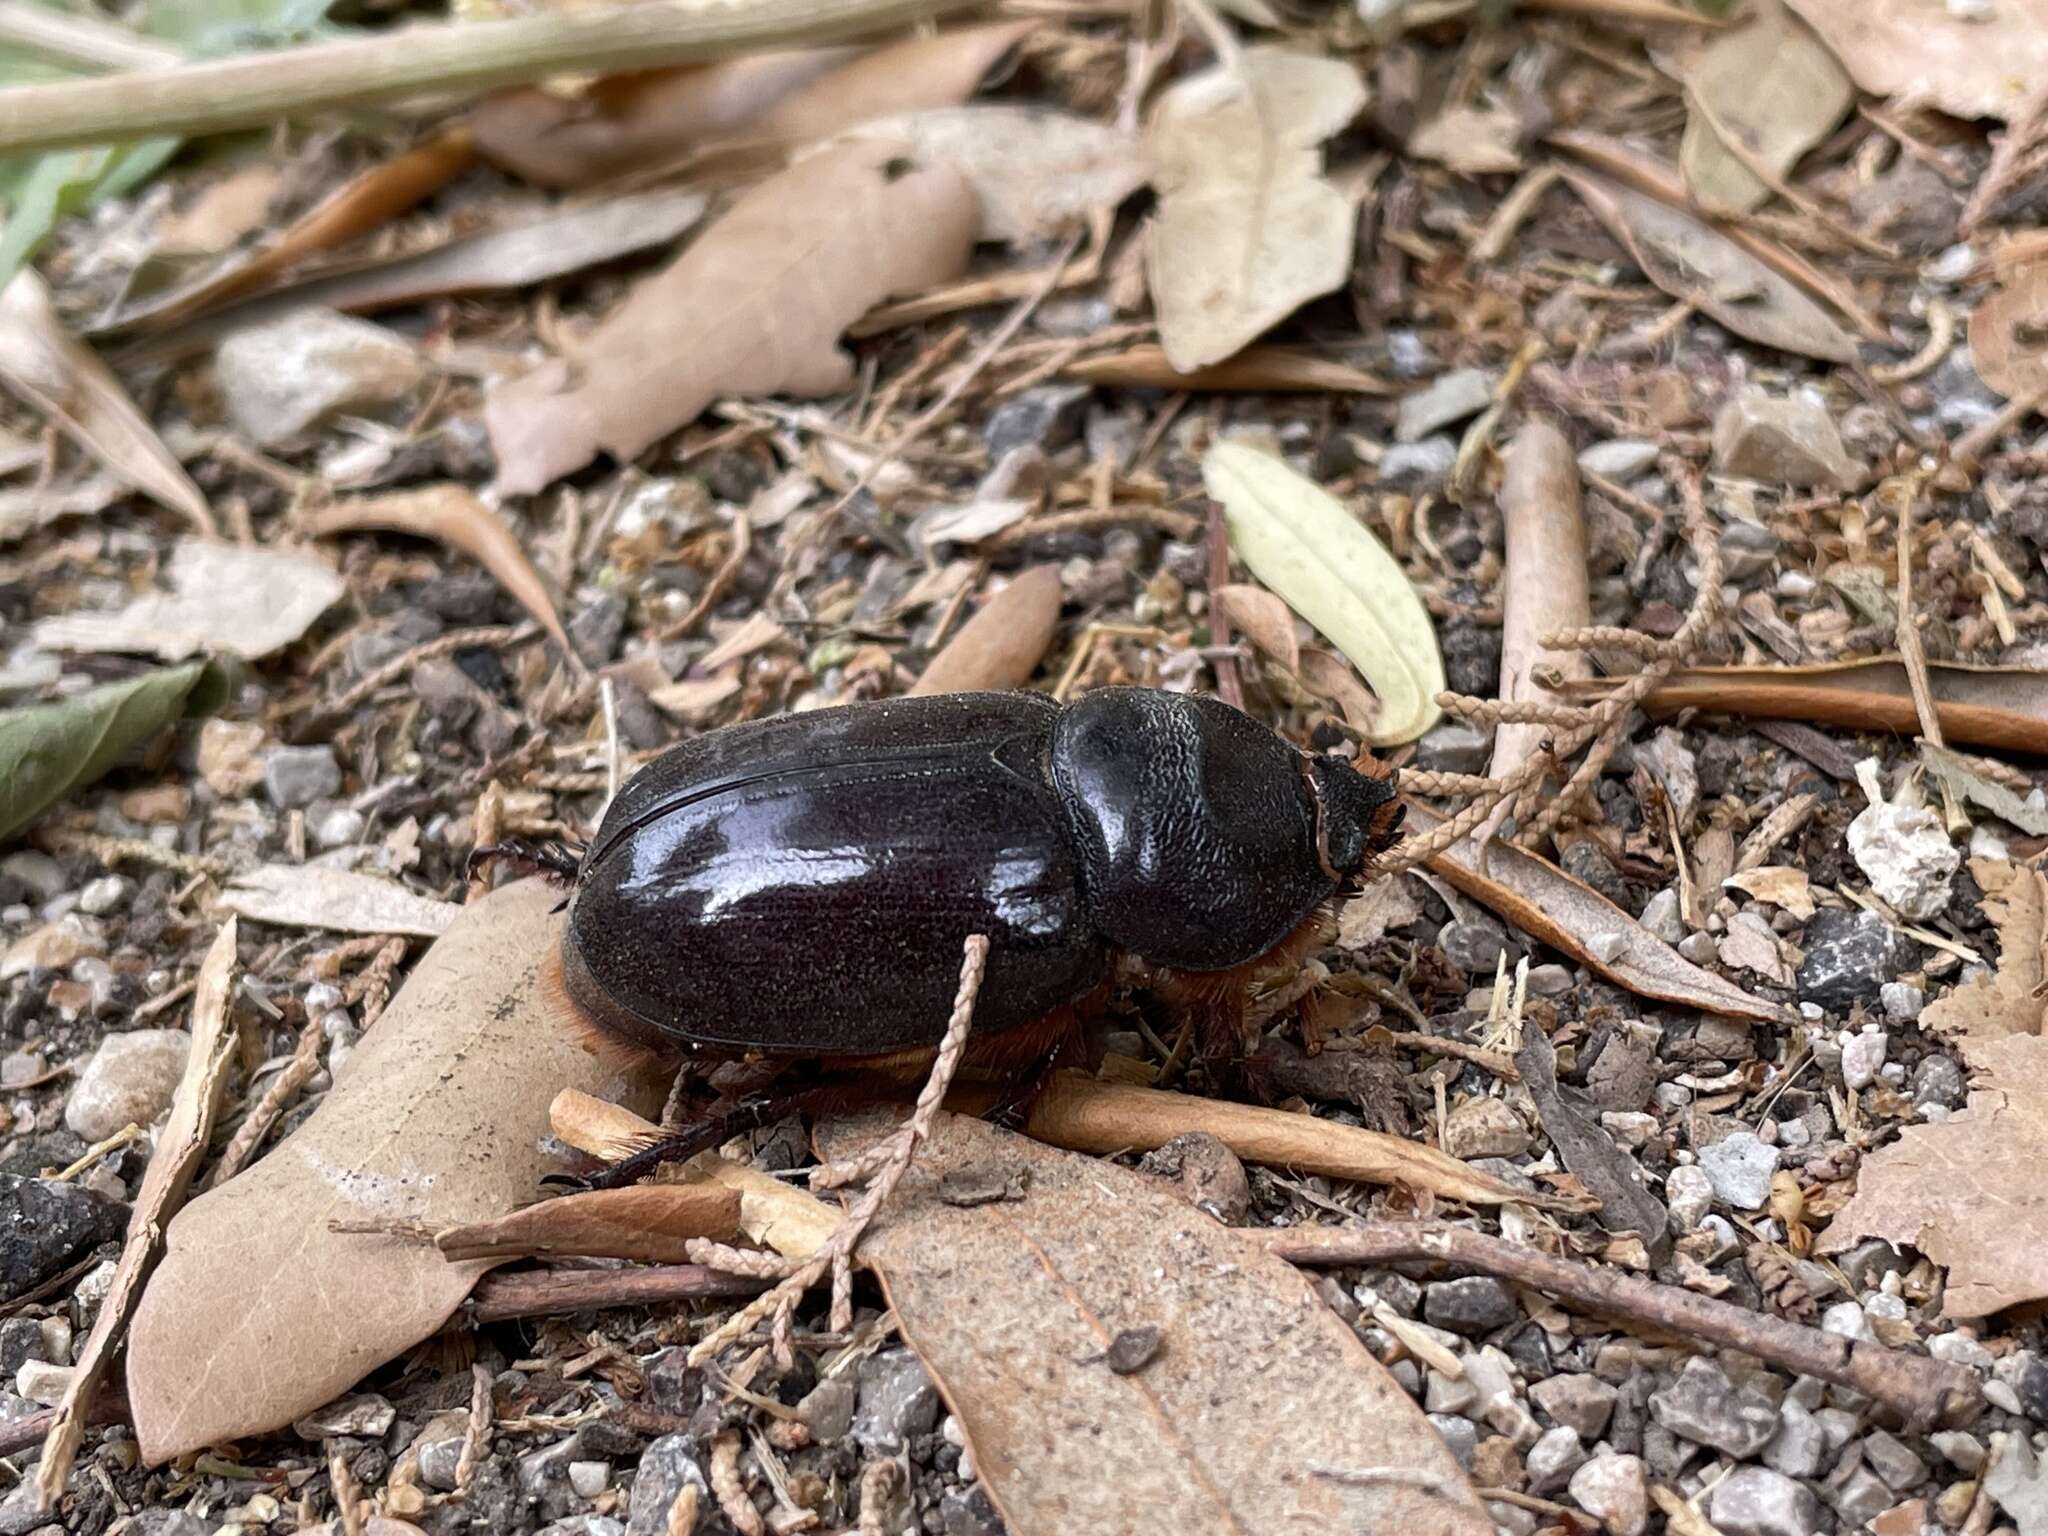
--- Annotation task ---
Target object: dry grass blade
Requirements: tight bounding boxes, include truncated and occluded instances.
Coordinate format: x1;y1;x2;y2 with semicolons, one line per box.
0;271;213;535
36;920;240;1512
485;139;976;495
299;486;576;668
1146;47;1366;370
1063;342;1393;393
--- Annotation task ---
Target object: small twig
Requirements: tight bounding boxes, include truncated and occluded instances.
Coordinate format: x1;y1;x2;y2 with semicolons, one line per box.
1206;500;1243;711
710;1430;765;1536
468;1264;768;1322
1255;1223;1980;1427
0;1;180;71
455;1363;493;1493
302;622;532;730
210;1014;324;1187
1892;483;1945;749
598;676;623;816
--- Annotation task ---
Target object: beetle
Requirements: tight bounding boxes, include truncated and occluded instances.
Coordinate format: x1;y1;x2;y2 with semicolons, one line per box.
530;687;1403;1185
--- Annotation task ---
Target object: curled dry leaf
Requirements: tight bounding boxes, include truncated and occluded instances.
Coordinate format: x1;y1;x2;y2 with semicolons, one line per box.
909;564;1062;695
1785;0;2048;123
1211;583;1299;674
32;538;344;662
1062;342;1392;394
1969;261;2048;404
1922;742;2048;836
0;271;214;535
1680;0;1852;217
127;880;662;1463
1820;1032;2048;1318
1204;439;1444;745
300;485;573;663
485;140;977;496
1145;48;1367;372
219;864;460;938
127;187;711;366
1559;659;2048;757
0;658;224;843
1723;865;1816;919
819;1110;1493;1536
838;106;1143;245
1558;166;1857;365
1921;861;2047;1061
35;920;239;1512
432;1184;742;1263
1516;1026;1670;1264
1404;802;1797;1026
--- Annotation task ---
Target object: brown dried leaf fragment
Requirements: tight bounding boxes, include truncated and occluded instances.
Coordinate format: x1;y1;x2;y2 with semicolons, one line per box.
1681;0;1852;217
1785;0;2048;122
1821;1032;2048;1318
1557;167;1857;364
1516;1027;1670;1263
434;1184;742;1263
1146;48;1367;372
32;539;344;662
1921;861;2048;1061
822;1111;1493;1536
1969;261;2048;404
301;485;573;664
485;141;976;495
219;864;460;938
127;881;661;1462
0;272;213;535
909;565;1062;695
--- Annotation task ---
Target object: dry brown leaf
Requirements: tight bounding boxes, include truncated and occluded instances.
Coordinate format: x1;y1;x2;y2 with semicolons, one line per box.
1063;343;1393;394
1921;862;2046;1059
1820;1032;2048;1318
432;1184;741;1263
1723;865;1817;919
1560;659;2048;757
1969;261;2048;404
127;187;710;366
105;128;478;337
219;864;460;938
1517;1026;1669;1263
1407;105;1523;175
1211;582;1299;674
1406;803;1797;1025
838;105;1142;244
36;921;238;1511
127;881;662;1463
0;272;213;536
1558;167;1857;364
485;141;976;496
823;1111;1493;1536
1681;0;1852;216
0;475;126;545
1922;743;2048;836
909;564;1062;695
1785;0;2048;122
300;485;573;664
1297;648;1385;738
1491;421;1589;791
32;539;344;662
1146;48;1367;372
471;48;857;186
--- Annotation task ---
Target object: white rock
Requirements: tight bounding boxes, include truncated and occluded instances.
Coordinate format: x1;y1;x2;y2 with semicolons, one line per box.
215;308;425;446
1698;1132;1777;1211
64;1029;190;1139
567;1460;610;1499
1841;1029;1888;1091
1568;1452;1648;1536
1847;801;1959;920
1665;1164;1714;1231
15;1358;74;1407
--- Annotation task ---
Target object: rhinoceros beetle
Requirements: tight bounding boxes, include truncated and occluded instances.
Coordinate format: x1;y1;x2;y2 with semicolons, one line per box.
522;687;1402;1185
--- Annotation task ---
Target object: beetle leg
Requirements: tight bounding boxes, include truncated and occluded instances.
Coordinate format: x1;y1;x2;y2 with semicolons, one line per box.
469;838;584;887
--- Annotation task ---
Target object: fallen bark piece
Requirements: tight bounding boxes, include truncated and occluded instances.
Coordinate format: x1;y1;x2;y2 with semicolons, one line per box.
1490;420;1590;794
823;1110;1495;1536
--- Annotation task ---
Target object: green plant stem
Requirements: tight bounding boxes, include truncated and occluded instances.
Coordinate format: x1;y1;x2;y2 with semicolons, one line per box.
0;1;180;73
0;0;984;154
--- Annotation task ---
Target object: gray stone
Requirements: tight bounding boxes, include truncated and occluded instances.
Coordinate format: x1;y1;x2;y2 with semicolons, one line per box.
0;1320;44;1381
1764;1398;1826;1478
76;875;129;915
1427;1413;1478;1469
1379;435;1458;489
624;1433;711;1536
537;1520;625;1536
1824;1456;1893;1526
1531;1374;1617;1441
568;592;628;670
1814;1406;1861;1453
1568;1453;1648;1536
1525;1425;1587;1494
0;851;65;902
1578;439;1660;480
1711;387;1864;491
1862;1428;1928;1490
1697;1132;1776;1211
1880;981;1925;1022
1424;1277;1519;1336
939;1487;1004;1536
1439;918;1510;974
1396;368;1496;442
64;1029;190;1140
417;1437;462;1491
797;1376;855;1442
1798;909;1907;1010
568;1461;611;1500
263;744;342;809
517;1435;582;1519
1821;1300;1873;1343
984;384;1089;459
1426;1369;1479;1416
312;806;365;849
1650;1358;1779;1457
215;308;426;445
1639;888;1683;944
1524;963;1572;997
1415;721;1493;775
1709;1465;1825;1536
1930;1430;1985;1473
1664;1164;1714;1230
1841;1029;1887;1091
1913;1054;1966;1109
1441;1098;1531;1160
1676;932;1718;965
854;1348;940;1450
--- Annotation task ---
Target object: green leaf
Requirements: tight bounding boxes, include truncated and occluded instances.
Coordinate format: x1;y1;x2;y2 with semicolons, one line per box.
1203;439;1446;745
0;659;225;842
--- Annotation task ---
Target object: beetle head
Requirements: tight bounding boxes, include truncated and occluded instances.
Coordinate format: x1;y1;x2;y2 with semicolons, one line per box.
1303;750;1403;883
